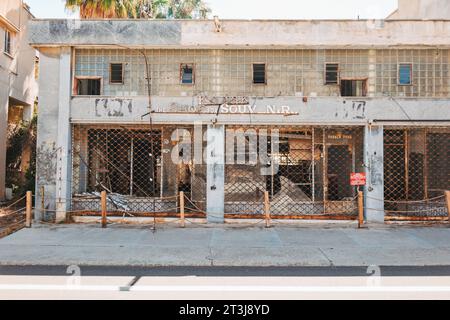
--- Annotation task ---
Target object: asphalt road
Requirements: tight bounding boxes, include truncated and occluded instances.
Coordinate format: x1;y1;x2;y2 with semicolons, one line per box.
3;265;450;277
3;266;450;299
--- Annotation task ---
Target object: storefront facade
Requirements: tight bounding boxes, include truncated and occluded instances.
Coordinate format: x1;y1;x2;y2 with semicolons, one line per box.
29;20;450;223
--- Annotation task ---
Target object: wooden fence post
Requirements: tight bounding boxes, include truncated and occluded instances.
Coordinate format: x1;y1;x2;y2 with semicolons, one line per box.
25;191;32;228
264;191;271;228
101;191;107;228
446;191;450;223
180;191;185;228
358;190;364;229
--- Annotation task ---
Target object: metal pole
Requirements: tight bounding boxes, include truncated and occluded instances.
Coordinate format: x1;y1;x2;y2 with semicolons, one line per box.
323;129;327;214
130;136;134;196
270;130;274;198
312;128;315;202
445;191;450;223
424;129;429;200
404;130;409;202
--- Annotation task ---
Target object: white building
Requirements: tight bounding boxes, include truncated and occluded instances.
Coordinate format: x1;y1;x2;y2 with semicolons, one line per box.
0;0;38;200
28;0;450;224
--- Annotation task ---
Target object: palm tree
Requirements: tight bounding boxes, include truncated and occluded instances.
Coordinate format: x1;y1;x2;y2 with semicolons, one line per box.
65;0;137;18
65;0;211;19
166;0;211;19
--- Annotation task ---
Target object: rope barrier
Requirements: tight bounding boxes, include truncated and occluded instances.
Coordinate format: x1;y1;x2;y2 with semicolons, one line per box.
0;207;26;215
1;195;27;210
184;196;208;214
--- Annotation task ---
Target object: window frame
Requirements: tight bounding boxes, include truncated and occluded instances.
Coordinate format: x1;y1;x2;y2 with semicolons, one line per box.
340;78;368;97
180;63;195;85
73;76;103;96
4;29;12;56
109;62;125;85
398;63;413;86
252;63;267;85
324;62;340;85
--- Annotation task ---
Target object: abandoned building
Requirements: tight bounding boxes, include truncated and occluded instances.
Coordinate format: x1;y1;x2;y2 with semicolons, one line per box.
0;0;38;201
28;0;450;224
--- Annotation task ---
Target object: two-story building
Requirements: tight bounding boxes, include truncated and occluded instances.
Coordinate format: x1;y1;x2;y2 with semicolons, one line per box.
29;0;450;224
0;0;38;201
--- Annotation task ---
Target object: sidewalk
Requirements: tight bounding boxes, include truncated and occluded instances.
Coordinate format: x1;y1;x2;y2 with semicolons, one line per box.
0;223;450;267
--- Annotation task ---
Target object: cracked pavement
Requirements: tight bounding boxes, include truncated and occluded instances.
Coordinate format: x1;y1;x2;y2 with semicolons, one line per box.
1;223;450;267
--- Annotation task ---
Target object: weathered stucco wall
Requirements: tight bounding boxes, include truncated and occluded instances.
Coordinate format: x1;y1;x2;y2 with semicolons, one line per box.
0;1;37;108
0;0;38;200
32;18;450;223
70;96;450;125
29;19;450;49
35;47;60;220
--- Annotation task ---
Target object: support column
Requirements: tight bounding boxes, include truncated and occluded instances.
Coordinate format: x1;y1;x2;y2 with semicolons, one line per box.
55;48;72;223
206;124;225;223
0;83;8;201
364;124;385;223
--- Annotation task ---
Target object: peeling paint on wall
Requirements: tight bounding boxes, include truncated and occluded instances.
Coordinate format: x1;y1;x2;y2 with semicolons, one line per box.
95;98;133;117
36;142;57;185
336;100;367;119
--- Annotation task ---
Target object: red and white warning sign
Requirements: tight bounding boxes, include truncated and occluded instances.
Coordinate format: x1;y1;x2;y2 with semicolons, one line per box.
350;173;367;186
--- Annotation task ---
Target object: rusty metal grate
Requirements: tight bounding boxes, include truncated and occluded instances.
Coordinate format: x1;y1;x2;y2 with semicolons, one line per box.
71;125;207;216
384;127;450;218
224;126;363;218
72;126;162;197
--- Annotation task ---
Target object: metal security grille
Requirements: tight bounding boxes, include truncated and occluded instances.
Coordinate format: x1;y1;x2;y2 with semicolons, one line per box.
71;125;207;217
224;126;364;219
384;127;450;219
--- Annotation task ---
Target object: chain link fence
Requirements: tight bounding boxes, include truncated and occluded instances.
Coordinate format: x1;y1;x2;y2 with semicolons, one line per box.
384;127;450;221
69;125;363;221
71;125;207;219
68;125;449;224
224;126;364;220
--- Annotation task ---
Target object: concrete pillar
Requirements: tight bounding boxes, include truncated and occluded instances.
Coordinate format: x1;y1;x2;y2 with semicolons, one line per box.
0;83;8;201
55;48;72;223
364;124;385;223
35;48;61;222
206;124;225;223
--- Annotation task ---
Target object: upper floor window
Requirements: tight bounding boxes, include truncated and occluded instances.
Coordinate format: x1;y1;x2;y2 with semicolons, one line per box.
76;77;101;95
325;63;339;85
180;64;194;84
110;63;124;84
340;79;367;97
253;63;266;84
398;64;412;85
4;30;12;55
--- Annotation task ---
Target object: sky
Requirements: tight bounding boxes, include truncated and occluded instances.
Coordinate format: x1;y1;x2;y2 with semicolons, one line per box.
26;0;398;20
